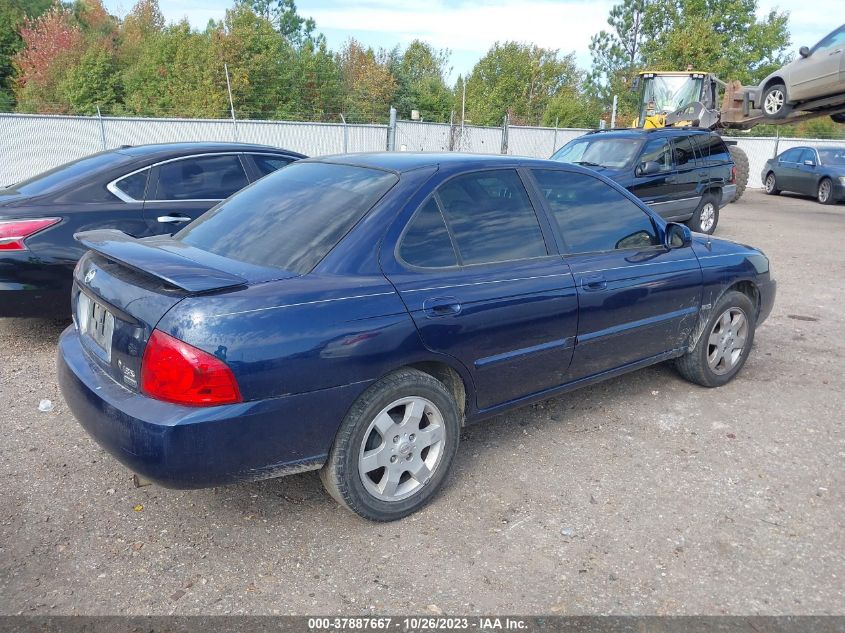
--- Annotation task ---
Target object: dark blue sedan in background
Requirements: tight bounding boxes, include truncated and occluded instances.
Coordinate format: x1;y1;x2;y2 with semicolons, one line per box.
0;142;304;317
762;145;845;204
58;153;775;521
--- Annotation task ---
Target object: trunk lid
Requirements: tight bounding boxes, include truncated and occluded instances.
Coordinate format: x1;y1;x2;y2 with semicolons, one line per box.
72;229;295;392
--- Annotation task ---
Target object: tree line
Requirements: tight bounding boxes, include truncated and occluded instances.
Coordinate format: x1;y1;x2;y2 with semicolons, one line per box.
0;0;842;136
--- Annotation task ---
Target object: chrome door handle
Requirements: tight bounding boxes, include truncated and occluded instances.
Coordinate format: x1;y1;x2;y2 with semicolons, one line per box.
830;49;842;55
157;215;192;224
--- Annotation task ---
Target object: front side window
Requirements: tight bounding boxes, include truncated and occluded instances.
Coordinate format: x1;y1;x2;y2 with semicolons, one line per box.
178;162;398;274
638;138;673;173
399;198;458;268
113;169;149;201
533;169;659;254
800;149;817;164
812;26;845;53
155;155;249;201
436;170;547;265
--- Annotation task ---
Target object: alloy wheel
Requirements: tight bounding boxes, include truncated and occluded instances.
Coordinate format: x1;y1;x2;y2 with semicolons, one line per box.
764;89;785;115
819;180;831;203
707;307;749;375
765;174;776;193
358;396;446;502
699;202;716;232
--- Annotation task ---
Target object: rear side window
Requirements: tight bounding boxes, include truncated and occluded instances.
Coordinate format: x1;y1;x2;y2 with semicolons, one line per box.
672;136;697;168
155;155;249;200
693;135;731;165
112;169;148;201
638;138;673;173
399;198;457;268
436;170;547;265
533;169;659;254
178;162;398;274
251;154;294;178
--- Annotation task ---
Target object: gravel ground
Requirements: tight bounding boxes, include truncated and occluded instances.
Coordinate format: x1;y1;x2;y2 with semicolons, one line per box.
1;190;843;615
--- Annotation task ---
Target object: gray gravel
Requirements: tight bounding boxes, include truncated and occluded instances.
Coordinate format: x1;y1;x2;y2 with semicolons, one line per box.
1;190;843;615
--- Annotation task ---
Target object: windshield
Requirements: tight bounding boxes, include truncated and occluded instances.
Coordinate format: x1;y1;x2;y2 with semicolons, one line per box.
9;151;124;195
552;138;642;169
177;162;399;274
641;75;703;116
818;149;845;165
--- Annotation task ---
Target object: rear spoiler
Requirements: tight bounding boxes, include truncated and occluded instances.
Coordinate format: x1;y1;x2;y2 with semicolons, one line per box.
75;229;247;293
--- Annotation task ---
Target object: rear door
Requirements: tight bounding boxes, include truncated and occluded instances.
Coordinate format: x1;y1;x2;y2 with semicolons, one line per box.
774;148;804;191
531;168;702;380
382;168;578;411
629;136;678;218
142;153;250;234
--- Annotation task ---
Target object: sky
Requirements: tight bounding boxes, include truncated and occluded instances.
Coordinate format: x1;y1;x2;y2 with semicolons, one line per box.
100;0;840;84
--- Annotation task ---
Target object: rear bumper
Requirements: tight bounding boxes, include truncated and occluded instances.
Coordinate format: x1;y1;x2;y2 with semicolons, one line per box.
0;258;73;317
721;184;737;206
57;326;369;488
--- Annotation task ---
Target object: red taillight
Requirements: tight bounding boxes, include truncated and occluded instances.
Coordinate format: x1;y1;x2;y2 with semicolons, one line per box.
730;165;737;184
0;218;60;251
141;330;241;406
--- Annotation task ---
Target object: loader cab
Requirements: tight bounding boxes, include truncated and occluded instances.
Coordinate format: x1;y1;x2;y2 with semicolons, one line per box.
634;72;719;128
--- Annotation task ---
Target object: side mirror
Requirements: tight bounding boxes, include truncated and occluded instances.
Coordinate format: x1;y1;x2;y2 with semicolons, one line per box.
638;161;662;176
804;159;816;167
799;46;811;58
665;222;692;249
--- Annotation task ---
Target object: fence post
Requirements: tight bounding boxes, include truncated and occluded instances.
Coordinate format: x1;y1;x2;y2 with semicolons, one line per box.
500;113;509;154
387;107;397;151
552;117;559;155
96;106;107;150
611;95;618;129
224;63;238;141
340;113;348;153
773;128;780;158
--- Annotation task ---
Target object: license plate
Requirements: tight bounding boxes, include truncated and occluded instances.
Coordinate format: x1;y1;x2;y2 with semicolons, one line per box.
77;292;114;361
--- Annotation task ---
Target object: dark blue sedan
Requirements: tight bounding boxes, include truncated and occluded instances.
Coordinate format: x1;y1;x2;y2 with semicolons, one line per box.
0;142;304;317
58;153;776;521
762;146;845;204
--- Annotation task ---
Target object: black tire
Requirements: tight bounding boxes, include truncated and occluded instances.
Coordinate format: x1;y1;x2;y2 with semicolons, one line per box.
320;368;461;521
675;290;756;388
831;113;845;124
728;145;749;201
817;177;835;205
764;171;780;195
687;193;720;234
761;83;792;119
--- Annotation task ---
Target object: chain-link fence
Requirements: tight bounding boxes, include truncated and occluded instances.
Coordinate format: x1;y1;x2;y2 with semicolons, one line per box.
3;112;845;190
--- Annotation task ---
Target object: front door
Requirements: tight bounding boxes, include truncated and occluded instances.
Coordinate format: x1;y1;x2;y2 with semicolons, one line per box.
790;26;845;100
382;169;578;411
629;137;679;219
530;168;703;381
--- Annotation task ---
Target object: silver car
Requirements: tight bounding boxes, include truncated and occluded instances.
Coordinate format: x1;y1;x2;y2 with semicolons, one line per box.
756;24;845;120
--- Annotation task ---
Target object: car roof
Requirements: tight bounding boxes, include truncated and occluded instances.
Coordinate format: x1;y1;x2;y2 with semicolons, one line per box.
114;142;306;159
307;152;573;173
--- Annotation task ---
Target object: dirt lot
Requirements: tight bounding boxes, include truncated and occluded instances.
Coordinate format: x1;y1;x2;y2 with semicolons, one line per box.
1;190;843;615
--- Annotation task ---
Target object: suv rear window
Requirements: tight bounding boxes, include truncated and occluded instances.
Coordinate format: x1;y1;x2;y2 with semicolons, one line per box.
177;162;398;274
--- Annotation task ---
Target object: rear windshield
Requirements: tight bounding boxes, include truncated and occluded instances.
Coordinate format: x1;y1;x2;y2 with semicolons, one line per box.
177;162;398;274
9;151;126;195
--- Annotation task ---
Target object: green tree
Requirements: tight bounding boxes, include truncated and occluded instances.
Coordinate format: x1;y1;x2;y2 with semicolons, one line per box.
242;0;315;47
464;41;581;126
338;38;395;122
390;40;451;122
60;43;119;113
0;0;53;109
